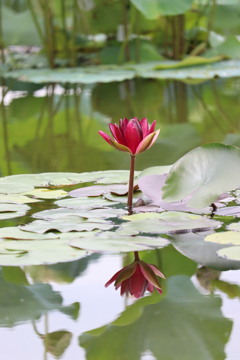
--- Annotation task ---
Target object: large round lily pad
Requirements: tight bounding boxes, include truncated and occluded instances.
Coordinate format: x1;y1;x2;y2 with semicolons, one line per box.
162;143;240;208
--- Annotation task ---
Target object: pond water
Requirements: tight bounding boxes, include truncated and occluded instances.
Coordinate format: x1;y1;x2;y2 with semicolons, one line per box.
0;77;240;360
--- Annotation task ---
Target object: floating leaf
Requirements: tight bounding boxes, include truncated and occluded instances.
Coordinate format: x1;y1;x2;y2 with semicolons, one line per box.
70;233;168;252
138;165;172;178
121;211;220;234
55;197;119;210
227;222;240;231
138;174;209;213
69;185;128;198
217;246;240;261
0;203;30;220
20;218;114;234
136;59;240;80
0;181;35;194
0;239;87;266
162;143;240;208
205;231;240;245
24;189;68;199
215;206;240;217
0;194;39;204
0;227;60;240
171;232;240;270
5;67;135;84
33;207;126;221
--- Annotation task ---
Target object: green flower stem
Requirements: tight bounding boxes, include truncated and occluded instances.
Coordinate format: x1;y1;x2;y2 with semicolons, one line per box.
127;155;135;213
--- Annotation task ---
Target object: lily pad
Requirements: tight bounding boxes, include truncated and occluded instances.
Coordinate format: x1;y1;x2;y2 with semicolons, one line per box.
227;222;240;231
121;211;220;235
138;165;172;178
171;232;240;270
205;231;240;245
70;233;169;252
0;204;30;220
0;182;35;194
138;174;209;213
0;194;39;204
162;143;240;208
24;189;68;199
217;246;240;261
0;239;87;266
20;218;114;234
69;184;129;198
5;67;135;84
55;197;119;210
33;207;126;221
0;227;60;240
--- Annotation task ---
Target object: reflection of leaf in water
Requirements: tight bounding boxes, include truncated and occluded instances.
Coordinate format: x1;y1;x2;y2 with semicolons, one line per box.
80;276;232;360
44;331;72;358
0;270;80;327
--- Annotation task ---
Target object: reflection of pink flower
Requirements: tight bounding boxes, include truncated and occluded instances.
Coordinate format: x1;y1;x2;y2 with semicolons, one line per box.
105;258;165;298
98;117;160;155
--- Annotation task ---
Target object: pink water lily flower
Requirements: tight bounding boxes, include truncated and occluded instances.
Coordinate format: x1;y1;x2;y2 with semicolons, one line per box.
98;117;160;155
105;255;165;298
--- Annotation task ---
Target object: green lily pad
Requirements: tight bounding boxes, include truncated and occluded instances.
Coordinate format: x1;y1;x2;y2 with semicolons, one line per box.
227;222;240;231
0;227;59;240
136;59;240;80
5;67;135;84
121;211;220;234
0;194;40;204
0;239;87;266
217;246;240;261
205;231;240;245
20;218;114;233
70;233;169;252
24;188;68;199
0;182;35;194
69;185;128;198
162;143;240;208
0;204;30;220
33;207;126;221
55;197;119;210
138;165;172;178
171;232;240;270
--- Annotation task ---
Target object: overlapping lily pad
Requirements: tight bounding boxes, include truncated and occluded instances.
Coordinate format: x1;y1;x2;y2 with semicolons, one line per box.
20;218;114;233
33;207;126;221
0;204;30;220
162;143;240;208
121;211;221;234
0;169;239;267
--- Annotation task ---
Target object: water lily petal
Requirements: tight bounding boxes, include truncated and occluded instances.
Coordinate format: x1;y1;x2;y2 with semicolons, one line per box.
129;265;147;298
149;264;166;279
149;120;157;133
105;269;123;287
135;129;160;155
139;261;162;290
109;123;126;145
124;119;143;154
114;262;137;286
119;118;129;134
140;118;149;137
